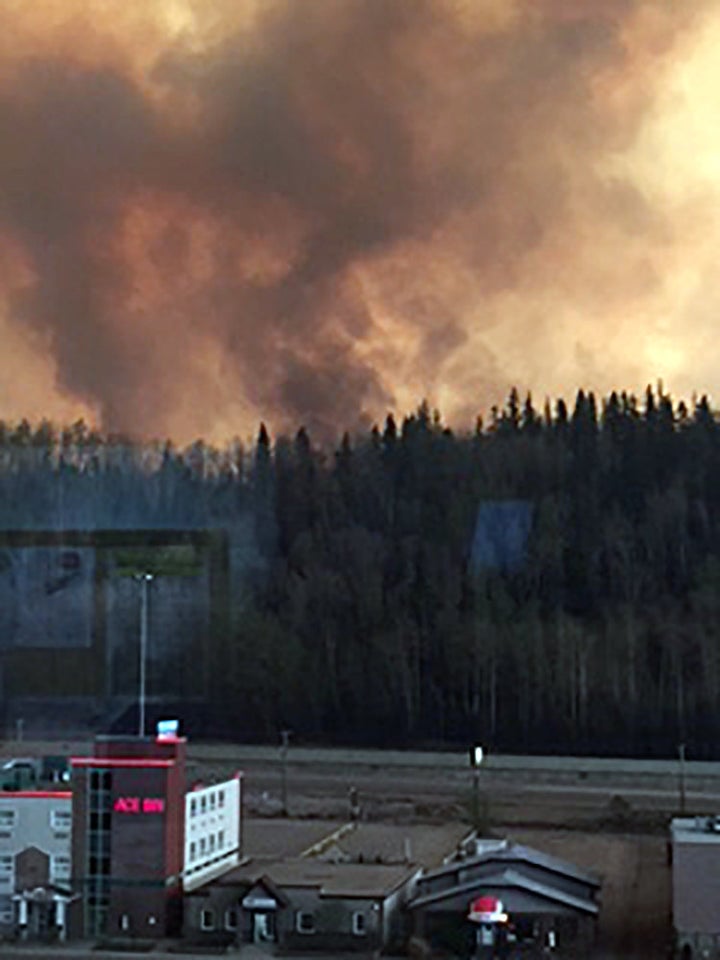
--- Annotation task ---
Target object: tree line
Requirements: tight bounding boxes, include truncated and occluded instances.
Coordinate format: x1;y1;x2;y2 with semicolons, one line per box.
2;387;720;756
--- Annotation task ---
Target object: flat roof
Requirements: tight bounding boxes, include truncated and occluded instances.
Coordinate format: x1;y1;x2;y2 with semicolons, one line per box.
0;791;71;800
71;757;174;768
671;816;720;844
215;856;418;898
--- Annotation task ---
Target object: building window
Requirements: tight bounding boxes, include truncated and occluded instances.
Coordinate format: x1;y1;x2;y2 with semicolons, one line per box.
218;790;225;808
225;908;238;931
0;811;16;830
201;909;215;931
218;830;225;849
190;799;197;817
50;809;71;831
51;855;71;883
86;768;113;940
89;811;111;831
201;796;207;814
190;842;196;862
209;834;215;852
210;793;216;810
120;914;130;932
352;912;367;936
296;912;315;934
0;856;13;889
200;837;206;855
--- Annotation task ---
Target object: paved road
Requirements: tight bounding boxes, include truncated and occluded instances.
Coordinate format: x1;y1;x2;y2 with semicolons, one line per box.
5;740;720;820
183;746;720;821
239;764;713;814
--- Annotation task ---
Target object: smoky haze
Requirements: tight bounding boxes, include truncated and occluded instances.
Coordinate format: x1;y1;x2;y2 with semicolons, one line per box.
0;0;716;442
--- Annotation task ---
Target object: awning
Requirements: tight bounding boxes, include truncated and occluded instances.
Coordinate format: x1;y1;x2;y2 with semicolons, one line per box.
242;895;278;910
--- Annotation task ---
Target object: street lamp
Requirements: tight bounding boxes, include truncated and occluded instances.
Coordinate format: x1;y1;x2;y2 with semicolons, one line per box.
134;572;154;738
470;744;484;831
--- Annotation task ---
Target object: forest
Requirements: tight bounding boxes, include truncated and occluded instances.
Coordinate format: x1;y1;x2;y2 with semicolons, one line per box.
1;386;720;757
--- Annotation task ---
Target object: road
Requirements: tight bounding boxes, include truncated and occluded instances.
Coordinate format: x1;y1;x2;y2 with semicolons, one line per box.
181;744;720;823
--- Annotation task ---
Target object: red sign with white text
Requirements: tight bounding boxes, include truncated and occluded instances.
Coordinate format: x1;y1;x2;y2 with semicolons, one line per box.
114;796;166;814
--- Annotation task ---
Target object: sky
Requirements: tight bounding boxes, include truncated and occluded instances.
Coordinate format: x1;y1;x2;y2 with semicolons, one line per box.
1;0;719;444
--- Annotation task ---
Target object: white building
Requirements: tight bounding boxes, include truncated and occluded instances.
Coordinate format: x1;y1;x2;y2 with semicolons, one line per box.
0;790;74;939
671;816;720;959
183;775;243;891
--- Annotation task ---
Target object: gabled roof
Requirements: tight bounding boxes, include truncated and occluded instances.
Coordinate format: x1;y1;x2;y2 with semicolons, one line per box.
242;875;289;908
423;841;600;889
409;867;598;916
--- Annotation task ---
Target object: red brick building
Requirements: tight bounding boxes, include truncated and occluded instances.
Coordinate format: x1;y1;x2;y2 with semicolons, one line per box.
70;735;187;939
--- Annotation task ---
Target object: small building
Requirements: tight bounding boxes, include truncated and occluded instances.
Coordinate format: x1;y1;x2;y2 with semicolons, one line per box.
671;816;720;959
407;838;600;956
0;789;74;941
184;857;421;953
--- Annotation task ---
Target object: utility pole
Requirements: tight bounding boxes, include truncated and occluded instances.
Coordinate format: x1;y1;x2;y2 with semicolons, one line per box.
280;730;291;817
135;572;154;738
679;742;687;815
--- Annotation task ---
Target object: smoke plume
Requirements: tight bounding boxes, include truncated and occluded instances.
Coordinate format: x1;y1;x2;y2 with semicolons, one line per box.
0;0;718;441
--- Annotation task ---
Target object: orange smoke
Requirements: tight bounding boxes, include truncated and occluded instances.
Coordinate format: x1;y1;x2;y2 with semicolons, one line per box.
0;0;718;443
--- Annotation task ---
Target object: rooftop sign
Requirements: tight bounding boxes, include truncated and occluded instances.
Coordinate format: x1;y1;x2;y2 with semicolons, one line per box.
468;896;507;924
114;796;166;814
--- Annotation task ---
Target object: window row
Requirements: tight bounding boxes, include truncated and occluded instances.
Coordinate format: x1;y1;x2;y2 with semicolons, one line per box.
89;771;112;792
201;907;237;931
198;908;367;936
50;809;72;830
50;855;71;882
296;911;367;936
0;807;71;833
189;830;226;862
189;789;225;818
0;811;16;829
0;856;13;887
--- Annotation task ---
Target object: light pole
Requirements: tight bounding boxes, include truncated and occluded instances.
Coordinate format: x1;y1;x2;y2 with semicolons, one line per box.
280;730;291;816
470;745;484;831
134;572;154;738
679;743;687;814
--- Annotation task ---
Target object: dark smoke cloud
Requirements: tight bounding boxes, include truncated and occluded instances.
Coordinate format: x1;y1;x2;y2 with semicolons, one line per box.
0;0;715;440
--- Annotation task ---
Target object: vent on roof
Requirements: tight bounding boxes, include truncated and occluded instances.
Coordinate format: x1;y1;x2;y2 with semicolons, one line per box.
448;837;508;863
704;816;720;833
